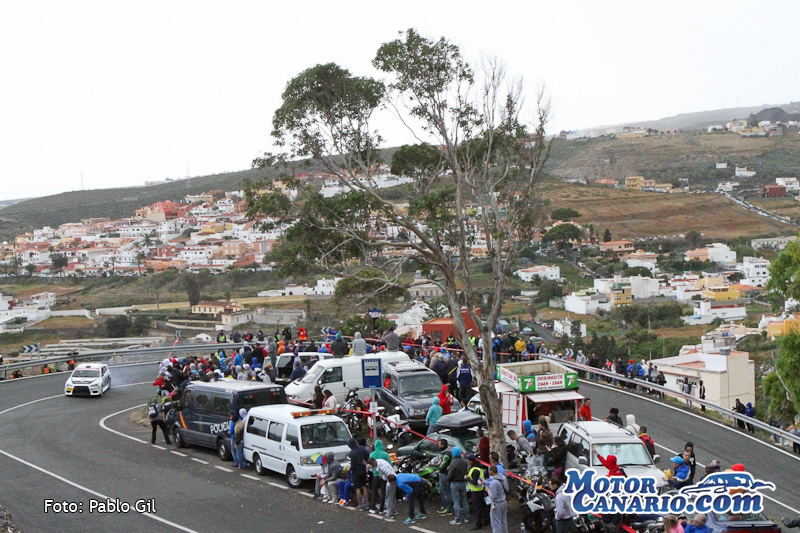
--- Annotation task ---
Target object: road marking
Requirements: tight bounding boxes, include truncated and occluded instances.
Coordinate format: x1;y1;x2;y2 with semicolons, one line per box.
0;447;200;532
171;451;187;457
152;445;166;450
298;491;313;497
267;482;288;490
367;513;383;519
191;458;208;464
215;465;233;472
240;474;260;481
98;404;148;444
0;394;63;415
410;526;437;533
582;379;800;463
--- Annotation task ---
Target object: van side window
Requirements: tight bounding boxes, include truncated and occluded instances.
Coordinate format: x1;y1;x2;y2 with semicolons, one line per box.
194;393;210;414
183;389;192;409
212;396;231;416
320;366;342;385
286;425;299;449
388;376;398;395
572;436;589;462
268;422;285;442
246;416;268;437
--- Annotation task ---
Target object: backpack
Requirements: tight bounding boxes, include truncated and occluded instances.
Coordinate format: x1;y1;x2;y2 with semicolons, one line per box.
641;435;656;457
148;404;159;419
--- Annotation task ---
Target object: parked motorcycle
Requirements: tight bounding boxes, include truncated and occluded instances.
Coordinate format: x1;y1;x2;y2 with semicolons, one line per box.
382;409;413;446
342;387;365;433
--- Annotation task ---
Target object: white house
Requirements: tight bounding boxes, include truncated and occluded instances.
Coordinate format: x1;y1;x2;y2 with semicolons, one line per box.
625;250;658;272
715;162;728;169
736;256;770;287
649;344;754;410
776;177;800;191
553;318;587;338
716;181;739;193
751;236;797;250
735;166;756;178
563;289;612;316
514;265;561;282
594;275;659;299
29;292;56;310
682;300;747;325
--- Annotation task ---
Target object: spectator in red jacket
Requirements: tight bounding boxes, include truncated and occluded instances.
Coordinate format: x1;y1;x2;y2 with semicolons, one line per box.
579;398;592;421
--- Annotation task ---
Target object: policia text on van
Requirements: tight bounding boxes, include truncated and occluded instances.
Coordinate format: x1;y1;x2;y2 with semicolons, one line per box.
167;381;287;461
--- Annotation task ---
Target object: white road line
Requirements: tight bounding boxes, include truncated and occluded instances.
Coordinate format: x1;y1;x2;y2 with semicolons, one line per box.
215;466;233;473
654;441;800;515
297;491;313;497
240;474;260;481
191;458;208;464
152;445;166;450
0;447;200;533
410;526;437;533
171;451;187;457
582;379;800;463
267;482;288;490
0;394;63;415
367;512;383;519
99;404;148;444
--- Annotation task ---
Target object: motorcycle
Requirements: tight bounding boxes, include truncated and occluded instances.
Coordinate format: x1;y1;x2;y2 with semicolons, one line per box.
382;409;413;447
341;387;365;433
520;482;555;533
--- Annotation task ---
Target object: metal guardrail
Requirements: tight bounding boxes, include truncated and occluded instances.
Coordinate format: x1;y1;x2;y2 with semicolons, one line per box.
542;355;800;446
0;342;249;374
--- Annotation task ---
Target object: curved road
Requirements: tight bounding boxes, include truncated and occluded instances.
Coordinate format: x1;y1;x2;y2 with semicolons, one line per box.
0;364;797;532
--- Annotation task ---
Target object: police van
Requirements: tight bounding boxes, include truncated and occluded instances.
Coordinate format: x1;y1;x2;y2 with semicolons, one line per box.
243;404;352;488
167;381;287;461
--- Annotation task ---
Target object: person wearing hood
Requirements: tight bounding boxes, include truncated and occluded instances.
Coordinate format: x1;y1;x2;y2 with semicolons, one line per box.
315;451;342;501
625;414;640;436
593;448;626;477
668;455;690;489
536;417;554;455
447;447;470;525
744;402;756;433
487;464;509;533
347;437;370;510
368;439;391;513
289;360;306;382
683;442;697;482
438;384;453;416
331;332;348;358
426;396;443;436
352;332;367;356
523;419;536;441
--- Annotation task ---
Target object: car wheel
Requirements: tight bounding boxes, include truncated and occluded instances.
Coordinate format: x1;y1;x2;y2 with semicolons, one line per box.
286;465;303;488
525;511;551;533
217;438;231;461
173;427;186;448
254;454;267;476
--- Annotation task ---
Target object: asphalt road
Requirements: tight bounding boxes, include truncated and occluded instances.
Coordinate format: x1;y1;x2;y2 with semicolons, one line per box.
1;364;798;532
578;378;800;523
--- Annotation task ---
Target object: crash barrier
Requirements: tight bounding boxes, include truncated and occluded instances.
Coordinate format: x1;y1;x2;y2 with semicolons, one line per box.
544;355;800;446
289;394;538;486
0;342;254;376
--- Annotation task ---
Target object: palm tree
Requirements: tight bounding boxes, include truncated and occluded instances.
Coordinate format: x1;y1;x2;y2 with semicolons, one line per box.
135;251;147;277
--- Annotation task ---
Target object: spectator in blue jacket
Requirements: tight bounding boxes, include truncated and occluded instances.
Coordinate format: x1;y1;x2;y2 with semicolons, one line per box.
456;357;474;401
684;514;711;533
668;455;691;489
391;473;428;525
426;397;443;435
289;360;306;382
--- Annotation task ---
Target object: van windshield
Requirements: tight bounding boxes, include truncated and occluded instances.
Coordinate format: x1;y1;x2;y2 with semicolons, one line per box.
301;421;350;449
399;373;443;397
237;388;287;410
592;443;652;467
301;364;323;384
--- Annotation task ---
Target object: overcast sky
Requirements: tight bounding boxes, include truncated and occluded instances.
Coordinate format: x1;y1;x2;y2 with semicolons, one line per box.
1;1;797;201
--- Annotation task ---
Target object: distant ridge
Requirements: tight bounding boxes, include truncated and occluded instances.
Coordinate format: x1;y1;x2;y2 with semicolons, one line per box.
580;101;800;134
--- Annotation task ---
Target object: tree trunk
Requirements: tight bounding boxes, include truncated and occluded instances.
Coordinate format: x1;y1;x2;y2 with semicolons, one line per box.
478;377;507;465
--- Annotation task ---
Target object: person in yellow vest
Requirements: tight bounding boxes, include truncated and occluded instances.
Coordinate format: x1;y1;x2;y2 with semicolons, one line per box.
466;454;489;530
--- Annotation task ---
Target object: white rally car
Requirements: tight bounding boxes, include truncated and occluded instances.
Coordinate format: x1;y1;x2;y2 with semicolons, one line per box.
65;363;111;397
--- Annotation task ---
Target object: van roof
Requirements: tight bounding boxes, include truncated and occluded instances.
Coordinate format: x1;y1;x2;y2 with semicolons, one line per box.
247;404;346;425
186;381;283;393
310;351;410;368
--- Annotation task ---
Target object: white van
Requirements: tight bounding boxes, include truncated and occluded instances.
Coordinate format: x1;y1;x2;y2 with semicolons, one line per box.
242;405;352;488
284;351;410;404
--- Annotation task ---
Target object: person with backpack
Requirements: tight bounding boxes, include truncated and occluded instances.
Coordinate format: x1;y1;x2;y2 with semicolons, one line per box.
639;427;656;458
233;408;247;470
486;464;509;533
148;399;171;445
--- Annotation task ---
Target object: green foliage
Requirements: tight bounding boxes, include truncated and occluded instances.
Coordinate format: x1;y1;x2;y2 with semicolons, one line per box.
104;315;132;337
542;224;582;249
423;297;450;321
340;314;395;338
551;207;581;221
182;273;203;306
50;253;68;273
602;229;612;242
536;280;563;303
622;266;654;277
610;302;687;329
332;269;407;313
761;331;800;420
766;232;800;308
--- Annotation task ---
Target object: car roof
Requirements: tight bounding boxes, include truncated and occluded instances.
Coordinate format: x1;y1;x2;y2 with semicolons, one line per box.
563;421;640;441
74;363;104;370
186;381;283;392
247;404;346;425
385;360;436;374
